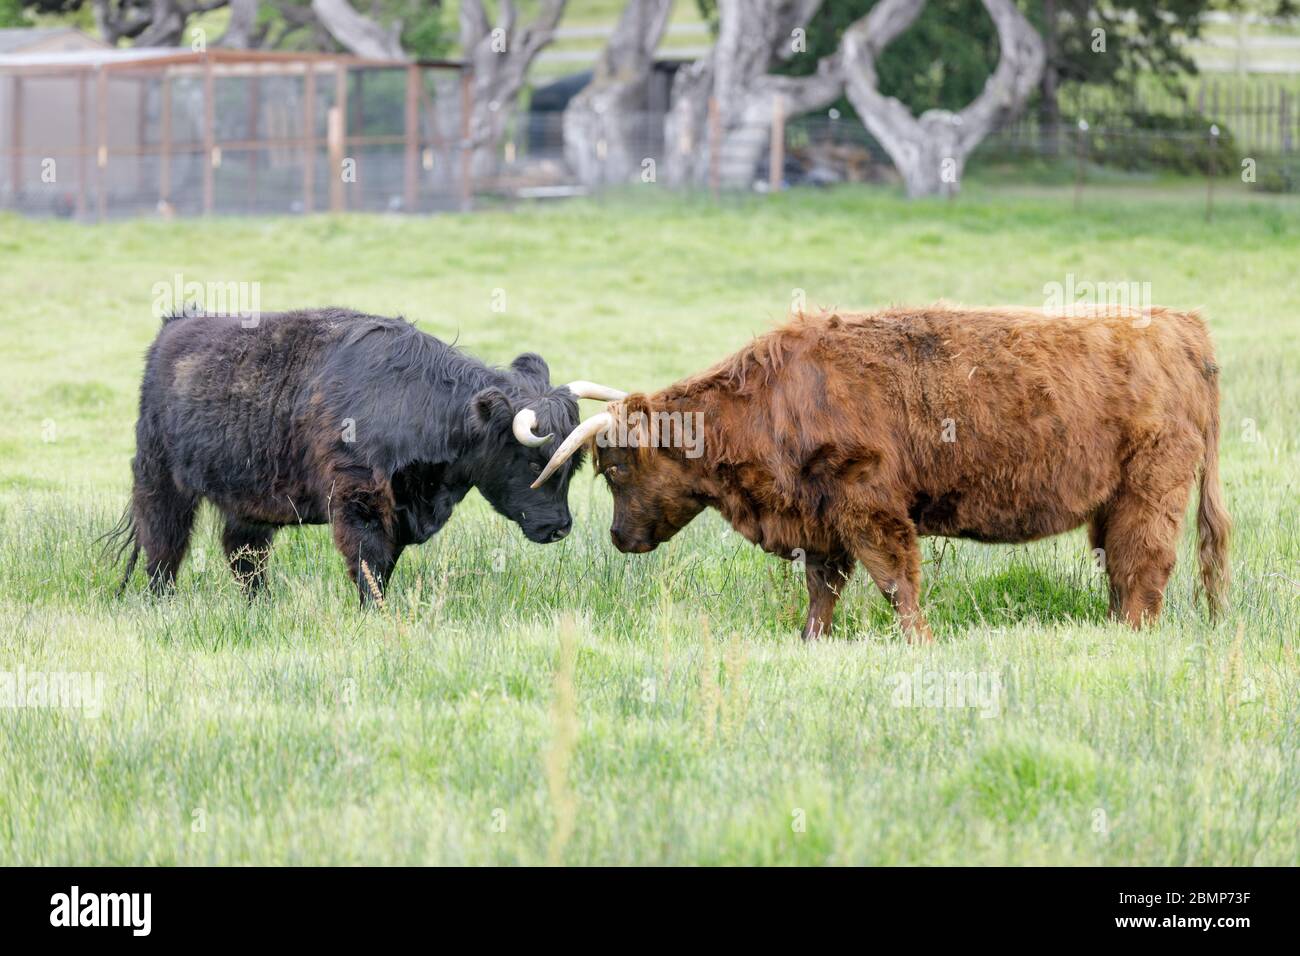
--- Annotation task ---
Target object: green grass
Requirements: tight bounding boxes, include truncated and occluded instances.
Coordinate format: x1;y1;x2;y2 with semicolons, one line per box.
1;182;1298;865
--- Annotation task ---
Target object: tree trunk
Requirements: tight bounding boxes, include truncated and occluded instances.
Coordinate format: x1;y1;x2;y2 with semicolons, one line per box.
664;0;841;188
562;0;673;187
93;0;195;47
310;0;406;60
219;0;261;49
841;0;1044;197
460;0;567;183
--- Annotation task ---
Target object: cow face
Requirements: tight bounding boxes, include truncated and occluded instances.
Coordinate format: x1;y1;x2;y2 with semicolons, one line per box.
465;355;581;544
595;408;707;554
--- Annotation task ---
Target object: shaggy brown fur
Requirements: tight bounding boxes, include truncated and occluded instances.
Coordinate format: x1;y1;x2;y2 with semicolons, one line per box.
595;305;1230;642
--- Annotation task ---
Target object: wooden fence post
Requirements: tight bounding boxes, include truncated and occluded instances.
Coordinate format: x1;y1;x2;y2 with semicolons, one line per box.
96;66;107;222
459;67;472;211
330;63;348;212
10;77;22;205
327;107;344;213
202;55;215;215
76;72;87;218
1282;88;1292;154
303;66;316;213
160;73;172;210
247;73;260;212
404;65;420;211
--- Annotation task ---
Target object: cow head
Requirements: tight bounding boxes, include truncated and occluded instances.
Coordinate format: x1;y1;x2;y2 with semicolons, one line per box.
469;353;625;544
533;394;707;554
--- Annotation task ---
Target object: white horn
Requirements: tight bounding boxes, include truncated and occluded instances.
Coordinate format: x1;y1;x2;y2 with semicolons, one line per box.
531;412;614;488
565;381;627;402
512;408;552;448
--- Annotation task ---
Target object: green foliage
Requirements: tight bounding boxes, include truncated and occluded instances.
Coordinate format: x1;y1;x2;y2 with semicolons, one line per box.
794;0;997;117
0;0;28;28
397;0;451;60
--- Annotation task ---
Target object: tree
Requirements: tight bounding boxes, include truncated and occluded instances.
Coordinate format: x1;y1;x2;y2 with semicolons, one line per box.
92;0;229;46
665;0;844;187
562;0;673;186
43;1;444;58
309;0;403;59
761;0;999;120
840;0;1043;197
459;0;567;180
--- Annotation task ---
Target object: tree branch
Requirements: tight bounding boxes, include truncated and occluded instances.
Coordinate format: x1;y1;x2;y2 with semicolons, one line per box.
310;0;406;60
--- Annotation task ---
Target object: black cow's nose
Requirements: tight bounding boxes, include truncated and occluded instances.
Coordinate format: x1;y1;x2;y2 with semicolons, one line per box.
547;521;571;542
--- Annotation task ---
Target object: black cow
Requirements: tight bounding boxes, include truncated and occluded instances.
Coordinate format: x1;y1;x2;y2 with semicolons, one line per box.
107;307;623;602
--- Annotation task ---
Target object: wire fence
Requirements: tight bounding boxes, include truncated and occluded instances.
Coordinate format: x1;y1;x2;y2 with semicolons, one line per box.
3;53;1297;222
0;52;468;219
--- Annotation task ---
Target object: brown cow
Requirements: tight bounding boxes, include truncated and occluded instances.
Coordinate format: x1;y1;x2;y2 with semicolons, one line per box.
533;305;1231;642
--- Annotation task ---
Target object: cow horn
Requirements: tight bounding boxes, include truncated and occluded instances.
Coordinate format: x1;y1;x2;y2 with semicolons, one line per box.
531;411;614;488
512;408;552;448
565;381;627;402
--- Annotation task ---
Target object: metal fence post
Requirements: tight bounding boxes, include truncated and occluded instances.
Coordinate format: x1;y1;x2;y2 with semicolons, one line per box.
1206;124;1219;223
1073;119;1088;212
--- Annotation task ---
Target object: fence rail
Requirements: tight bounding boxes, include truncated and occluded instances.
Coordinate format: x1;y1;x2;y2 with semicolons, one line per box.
2;56;1297;221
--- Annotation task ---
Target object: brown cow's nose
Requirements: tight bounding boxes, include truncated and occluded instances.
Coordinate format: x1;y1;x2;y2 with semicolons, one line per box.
611;528;628;551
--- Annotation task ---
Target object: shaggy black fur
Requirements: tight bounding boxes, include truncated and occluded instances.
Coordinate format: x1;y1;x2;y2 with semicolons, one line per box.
107;307;586;602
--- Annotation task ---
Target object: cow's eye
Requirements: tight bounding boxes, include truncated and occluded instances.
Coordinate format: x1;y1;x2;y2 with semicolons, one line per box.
529;462;542;476
605;465;623;482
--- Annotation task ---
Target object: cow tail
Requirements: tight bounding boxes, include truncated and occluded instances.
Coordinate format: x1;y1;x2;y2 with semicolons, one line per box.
1196;397;1231;620
97;505;140;598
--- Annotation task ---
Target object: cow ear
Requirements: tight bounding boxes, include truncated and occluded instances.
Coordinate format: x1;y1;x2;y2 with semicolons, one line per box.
510;352;550;384
469;387;513;435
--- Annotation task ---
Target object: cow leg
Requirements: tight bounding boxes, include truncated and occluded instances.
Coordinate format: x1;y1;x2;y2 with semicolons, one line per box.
331;480;400;606
1088;505;1120;618
131;461;198;596
1102;440;1197;628
222;518;276;597
802;552;855;641
1102;485;1192;628
845;512;932;643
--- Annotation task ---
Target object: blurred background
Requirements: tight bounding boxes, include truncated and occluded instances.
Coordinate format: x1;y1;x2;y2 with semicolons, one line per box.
2;0;1299;218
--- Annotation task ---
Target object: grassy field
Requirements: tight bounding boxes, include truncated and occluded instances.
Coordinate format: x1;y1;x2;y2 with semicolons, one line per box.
0;183;1298;865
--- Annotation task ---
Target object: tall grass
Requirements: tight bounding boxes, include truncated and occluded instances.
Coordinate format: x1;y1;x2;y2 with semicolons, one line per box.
0;183;1296;864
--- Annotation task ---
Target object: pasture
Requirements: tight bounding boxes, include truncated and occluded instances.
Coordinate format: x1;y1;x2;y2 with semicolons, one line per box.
0;183;1297;864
